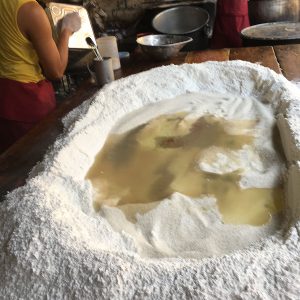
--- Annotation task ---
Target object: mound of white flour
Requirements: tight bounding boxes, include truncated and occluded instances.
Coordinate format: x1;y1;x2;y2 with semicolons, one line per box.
1;61;300;299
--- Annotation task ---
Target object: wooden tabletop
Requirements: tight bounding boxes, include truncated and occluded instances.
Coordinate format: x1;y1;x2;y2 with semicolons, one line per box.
1;44;300;199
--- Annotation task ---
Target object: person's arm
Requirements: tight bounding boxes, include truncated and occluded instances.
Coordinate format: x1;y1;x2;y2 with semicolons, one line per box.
17;2;80;80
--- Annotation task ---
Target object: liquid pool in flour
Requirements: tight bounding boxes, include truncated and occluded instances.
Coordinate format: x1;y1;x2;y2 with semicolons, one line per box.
86;113;283;226
85;90;285;258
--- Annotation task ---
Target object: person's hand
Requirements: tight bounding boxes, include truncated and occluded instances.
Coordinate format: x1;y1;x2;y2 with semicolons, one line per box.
59;11;81;34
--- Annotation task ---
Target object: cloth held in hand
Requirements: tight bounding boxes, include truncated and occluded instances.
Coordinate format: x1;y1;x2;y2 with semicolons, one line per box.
60;11;81;33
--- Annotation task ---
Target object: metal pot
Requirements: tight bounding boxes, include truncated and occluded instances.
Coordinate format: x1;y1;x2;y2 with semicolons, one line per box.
248;0;299;25
152;6;210;51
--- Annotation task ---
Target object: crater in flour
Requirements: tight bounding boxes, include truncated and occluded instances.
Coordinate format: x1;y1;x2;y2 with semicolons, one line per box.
3;61;300;299
85;91;285;258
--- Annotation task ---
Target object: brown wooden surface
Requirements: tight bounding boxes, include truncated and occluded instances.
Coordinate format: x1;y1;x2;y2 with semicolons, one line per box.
230;46;282;74
115;49;187;79
274;44;300;81
185;49;230;63
0;45;298;199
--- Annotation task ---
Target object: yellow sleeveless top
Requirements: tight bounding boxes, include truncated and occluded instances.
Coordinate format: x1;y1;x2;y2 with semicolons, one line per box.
0;0;45;83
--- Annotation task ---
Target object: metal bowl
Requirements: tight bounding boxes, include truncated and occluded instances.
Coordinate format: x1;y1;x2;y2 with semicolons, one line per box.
136;34;193;61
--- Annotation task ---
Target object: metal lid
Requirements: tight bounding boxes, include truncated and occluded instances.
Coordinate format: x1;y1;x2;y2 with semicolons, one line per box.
241;22;300;41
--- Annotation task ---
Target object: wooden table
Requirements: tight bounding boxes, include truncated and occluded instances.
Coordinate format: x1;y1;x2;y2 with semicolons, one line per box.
1;44;300;199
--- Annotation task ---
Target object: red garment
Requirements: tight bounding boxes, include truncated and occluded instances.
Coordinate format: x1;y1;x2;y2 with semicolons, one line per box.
0;78;56;153
211;0;250;48
0;118;35;152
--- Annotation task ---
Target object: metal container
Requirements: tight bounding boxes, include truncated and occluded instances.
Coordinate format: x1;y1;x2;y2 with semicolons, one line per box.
152;6;209;35
46;2;96;49
241;22;300;46
152;6;210;51
248;0;299;25
136;34;193;61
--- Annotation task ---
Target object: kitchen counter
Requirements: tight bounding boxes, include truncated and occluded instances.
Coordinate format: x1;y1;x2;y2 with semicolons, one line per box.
1;44;300;199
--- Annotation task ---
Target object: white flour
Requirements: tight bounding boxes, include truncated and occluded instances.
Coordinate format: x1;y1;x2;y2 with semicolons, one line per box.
1;61;300;299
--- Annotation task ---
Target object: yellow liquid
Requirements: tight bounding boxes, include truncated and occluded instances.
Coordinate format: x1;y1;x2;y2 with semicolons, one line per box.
86;114;284;226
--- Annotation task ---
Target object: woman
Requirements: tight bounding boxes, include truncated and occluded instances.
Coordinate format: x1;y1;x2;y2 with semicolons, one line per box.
0;0;81;152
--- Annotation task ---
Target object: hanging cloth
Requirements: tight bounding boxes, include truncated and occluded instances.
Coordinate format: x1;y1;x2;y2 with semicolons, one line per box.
211;0;250;48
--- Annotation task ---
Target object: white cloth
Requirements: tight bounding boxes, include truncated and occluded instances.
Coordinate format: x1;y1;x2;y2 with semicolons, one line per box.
60;11;81;33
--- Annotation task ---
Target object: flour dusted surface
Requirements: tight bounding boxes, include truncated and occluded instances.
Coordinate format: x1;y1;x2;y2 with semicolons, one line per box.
1;61;300;299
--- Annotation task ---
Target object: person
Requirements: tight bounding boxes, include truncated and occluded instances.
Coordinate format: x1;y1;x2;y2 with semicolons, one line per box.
211;0;250;48
0;0;81;153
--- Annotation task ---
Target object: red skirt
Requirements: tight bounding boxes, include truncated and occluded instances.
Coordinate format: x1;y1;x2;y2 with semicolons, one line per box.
211;0;250;48
0;78;56;153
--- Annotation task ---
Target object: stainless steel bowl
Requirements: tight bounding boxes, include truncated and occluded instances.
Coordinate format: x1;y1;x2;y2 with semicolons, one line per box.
136;34;193;60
